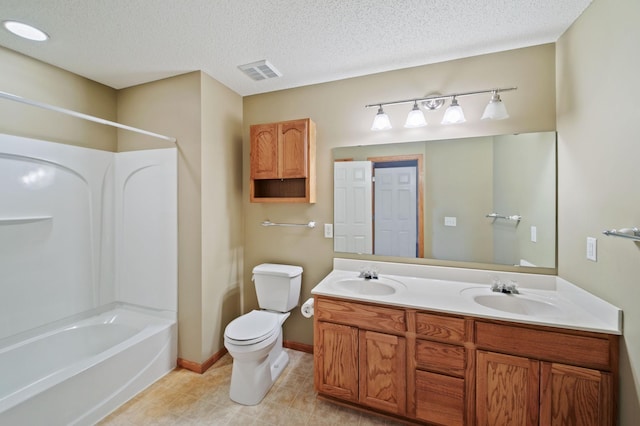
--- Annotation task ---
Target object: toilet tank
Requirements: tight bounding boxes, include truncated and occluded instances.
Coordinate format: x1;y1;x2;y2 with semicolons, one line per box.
252;263;303;312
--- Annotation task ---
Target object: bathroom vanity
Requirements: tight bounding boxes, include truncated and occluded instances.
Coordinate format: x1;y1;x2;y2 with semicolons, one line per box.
311;259;622;425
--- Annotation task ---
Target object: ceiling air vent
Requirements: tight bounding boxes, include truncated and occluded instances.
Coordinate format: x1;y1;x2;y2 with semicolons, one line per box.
238;60;282;81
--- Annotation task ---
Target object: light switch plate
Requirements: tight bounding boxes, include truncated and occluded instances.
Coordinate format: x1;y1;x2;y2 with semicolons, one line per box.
531;226;537;243
586;237;597;261
324;223;333;238
444;216;457;227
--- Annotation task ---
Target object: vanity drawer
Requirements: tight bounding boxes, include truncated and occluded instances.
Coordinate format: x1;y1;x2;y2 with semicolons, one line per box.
475;322;613;370
415;370;465;426
415;339;466;377
415;312;466;343
315;297;406;334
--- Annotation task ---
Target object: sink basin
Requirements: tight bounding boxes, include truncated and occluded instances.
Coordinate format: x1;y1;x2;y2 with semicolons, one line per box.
461;287;562;316
331;277;406;296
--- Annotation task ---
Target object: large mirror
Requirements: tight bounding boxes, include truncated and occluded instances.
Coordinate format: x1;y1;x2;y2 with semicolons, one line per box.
333;132;556;270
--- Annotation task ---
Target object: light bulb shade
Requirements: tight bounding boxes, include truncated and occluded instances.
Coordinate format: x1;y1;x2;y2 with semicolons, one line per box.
371;107;392;131
481;94;509;120
404;103;427;128
441;99;466;124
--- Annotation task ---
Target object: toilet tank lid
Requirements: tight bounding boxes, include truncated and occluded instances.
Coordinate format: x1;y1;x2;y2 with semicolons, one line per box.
252;263;303;277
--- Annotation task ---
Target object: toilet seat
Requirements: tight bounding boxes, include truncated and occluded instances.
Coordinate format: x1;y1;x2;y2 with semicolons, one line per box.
224;310;280;346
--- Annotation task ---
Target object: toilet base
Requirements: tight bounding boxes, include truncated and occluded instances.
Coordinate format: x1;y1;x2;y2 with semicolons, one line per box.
228;329;289;405
269;347;289;386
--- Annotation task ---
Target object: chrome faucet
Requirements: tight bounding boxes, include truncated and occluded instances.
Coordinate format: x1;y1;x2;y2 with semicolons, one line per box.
491;278;519;294
359;267;378;280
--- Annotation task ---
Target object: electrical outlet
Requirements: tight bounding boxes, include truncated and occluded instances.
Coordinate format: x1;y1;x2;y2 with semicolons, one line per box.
324;223;333;238
586;237;597;261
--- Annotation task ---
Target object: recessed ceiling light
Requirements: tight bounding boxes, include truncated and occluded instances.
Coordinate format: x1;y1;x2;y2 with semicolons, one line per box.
3;20;49;41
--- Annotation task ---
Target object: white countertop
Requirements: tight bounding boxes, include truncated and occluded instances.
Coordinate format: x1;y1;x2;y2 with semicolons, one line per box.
310;258;622;335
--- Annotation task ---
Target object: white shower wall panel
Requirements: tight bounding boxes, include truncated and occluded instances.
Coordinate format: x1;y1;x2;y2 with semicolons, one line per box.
0;133;177;342
0;134;113;340
115;149;177;312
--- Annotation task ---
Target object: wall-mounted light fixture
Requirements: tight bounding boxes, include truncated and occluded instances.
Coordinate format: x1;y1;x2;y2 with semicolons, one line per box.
370;105;392;131
441;96;466;125
366;87;516;130
481;90;510;120
404;101;427;128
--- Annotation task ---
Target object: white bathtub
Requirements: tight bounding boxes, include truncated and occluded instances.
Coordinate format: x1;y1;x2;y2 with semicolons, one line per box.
0;304;177;426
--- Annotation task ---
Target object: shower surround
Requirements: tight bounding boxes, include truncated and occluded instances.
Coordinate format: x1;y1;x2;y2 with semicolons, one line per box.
0;133;177;425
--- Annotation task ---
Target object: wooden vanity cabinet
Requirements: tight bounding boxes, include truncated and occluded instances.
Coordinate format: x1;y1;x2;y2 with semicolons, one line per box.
540;362;613;425
475;321;617;426
313;296;618;425
314;321;359;401
249;118;316;203
476;351;540;425
410;312;472;426
360;330;407;414
476;354;613;426
314;297;407;416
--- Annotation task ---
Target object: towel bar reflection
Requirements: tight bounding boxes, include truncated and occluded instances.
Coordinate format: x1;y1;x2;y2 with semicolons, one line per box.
486;213;522;222
602;227;640;241
261;220;316;228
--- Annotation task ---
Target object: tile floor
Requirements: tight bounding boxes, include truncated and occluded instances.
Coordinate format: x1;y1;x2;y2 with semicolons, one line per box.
99;349;407;425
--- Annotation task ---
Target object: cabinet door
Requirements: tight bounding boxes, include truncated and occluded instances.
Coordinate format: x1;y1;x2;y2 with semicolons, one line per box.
279;120;308;178
476;351;539;426
250;123;278;179
314;321;359;401
359;330;406;415
540;362;613;426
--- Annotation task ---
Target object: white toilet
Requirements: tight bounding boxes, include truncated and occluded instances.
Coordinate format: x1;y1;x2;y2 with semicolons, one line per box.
224;263;303;405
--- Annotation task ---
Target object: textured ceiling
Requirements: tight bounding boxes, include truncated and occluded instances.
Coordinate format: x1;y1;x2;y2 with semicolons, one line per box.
0;0;592;96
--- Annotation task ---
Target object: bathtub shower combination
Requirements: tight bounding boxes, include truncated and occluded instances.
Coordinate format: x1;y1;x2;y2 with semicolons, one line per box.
0;134;177;425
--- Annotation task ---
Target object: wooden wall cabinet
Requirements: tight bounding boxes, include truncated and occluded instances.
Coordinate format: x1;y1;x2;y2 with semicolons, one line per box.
313;295;619;425
249;118;316;203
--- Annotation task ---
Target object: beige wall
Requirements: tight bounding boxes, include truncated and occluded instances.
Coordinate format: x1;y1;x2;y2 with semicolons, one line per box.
243;44;556;346
557;0;640;422
493;132;556;267
201;73;244;361
118;72;204;362
428;137;493;263
0;47;117;150
118;72;244;364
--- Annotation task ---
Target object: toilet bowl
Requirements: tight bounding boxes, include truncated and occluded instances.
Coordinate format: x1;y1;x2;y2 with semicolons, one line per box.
224;310;291;405
223;263;303;405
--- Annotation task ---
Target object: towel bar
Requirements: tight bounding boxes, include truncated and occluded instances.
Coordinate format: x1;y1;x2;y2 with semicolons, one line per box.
486;213;522;222
261;220;316;228
602;227;640;241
